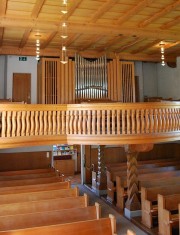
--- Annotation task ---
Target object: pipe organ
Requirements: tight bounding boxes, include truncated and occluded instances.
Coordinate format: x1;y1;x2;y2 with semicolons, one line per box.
75;54;108;101
37;57;135;104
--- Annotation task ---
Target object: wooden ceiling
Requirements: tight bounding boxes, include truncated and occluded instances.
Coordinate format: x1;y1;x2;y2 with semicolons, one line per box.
0;0;180;62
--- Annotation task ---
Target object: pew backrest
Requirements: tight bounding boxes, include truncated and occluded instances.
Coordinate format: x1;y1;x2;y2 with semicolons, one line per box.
0;168;55;176
0;193;88;216
0;215;117;235
0;186;79;204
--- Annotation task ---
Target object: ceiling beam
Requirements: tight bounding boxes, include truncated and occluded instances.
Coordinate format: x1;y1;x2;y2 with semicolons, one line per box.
0;0;7;16
90;0;118;23
116;37;146;53
41;31;58;49
116;0;154;25
139;0;180;27
96;35;126;51
0;46;176;62
1;17;179;41
19;28;32;48
131;39;160;54
31;0;46;18
63;0;83;20
66;34;81;47
160;15;180;30
80;35;104;51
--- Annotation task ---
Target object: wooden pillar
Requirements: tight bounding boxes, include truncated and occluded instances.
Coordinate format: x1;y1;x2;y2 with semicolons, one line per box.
96;145;107;194
124;144;154;218
125;146;140;211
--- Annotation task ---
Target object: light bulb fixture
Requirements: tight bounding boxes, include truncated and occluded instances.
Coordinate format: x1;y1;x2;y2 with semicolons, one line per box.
60;0;69;64
35;38;40;61
159;41;165;67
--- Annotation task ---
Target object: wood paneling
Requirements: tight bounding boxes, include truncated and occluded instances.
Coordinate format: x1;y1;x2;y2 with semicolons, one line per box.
0;151;52;171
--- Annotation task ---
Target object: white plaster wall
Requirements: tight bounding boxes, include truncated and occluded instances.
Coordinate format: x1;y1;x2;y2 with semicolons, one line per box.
142;62;158;98
0;56;6;98
6;55;38;103
134;61;144;101
157;58;180;100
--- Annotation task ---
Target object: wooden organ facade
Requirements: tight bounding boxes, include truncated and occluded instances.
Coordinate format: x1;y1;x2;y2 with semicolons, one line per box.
37;56;135;104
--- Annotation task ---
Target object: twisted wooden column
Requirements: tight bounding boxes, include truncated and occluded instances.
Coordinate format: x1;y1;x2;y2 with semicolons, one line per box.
96;145;107;191
125;144;154;211
125;146;140;211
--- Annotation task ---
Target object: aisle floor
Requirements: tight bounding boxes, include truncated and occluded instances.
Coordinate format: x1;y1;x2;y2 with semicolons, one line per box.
74;183;150;235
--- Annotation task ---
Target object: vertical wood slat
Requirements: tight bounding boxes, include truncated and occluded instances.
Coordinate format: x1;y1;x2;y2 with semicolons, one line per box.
26;111;30;136
141;109;145;134
57;111;61;134
35;111;39;135
62;111;65;134
12;111;17;137
74;110;78;134
17;112;21;136
7;111;12;137
87;110;91;135
69;110;73;134
1;112;6;137
66;110;70;134
21;111;26;136
83;110;87;135
102;110;105;135
136;109;140;134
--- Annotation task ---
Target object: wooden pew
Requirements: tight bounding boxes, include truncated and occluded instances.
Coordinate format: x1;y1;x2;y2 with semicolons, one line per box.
158;193;180;235
116;171;180;210
0;186;79;204
0;200;98;230
0;176;64;187
0;168;55;176
0;180;70;195
108;165;180;204
141;184;180;228
0;172;59;181
0;214;117;235
0;193;89;216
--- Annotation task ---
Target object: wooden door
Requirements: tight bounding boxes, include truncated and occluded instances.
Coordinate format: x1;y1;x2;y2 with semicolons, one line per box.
12;73;31;103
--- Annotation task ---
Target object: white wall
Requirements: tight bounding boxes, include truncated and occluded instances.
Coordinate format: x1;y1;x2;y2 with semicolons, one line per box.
6;55;38;103
0;56;6;98
157;57;180;100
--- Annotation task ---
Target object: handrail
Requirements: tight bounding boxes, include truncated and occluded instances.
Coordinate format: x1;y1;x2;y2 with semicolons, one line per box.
0;102;180;148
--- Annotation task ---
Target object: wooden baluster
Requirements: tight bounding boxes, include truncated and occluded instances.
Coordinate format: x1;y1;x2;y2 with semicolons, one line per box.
92;110;96;135
7;111;12;137
35;111;39;135
161;109;165;132
116;109;120;134
38;111;43;135
87;110;91;135
165;108;169;132
107;109;110;134
69;110;73;134
21;111;26;136
1;111;7;137
26;111;30;136
74;110;78;134
169;108;173;131
12;111;17;137
66;110;70;134
48;111;52;135
136;109;140;134
127;109;130;134
17;111;22;137
57;111;61;134
78;110;82;134
112;109;115;134
62;110;65;134
30;111;35;136
83;110;87;135
53;111;57;135
140;109;144;134
102;110;105;135
131;109;135;134
44;111;48;135
150;109;154;133
154;109;158;132
145;109;150;133
174;108;178;130
122;109;125;134
97;110;100;135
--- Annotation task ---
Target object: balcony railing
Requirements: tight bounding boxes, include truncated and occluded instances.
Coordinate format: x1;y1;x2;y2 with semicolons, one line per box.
0;102;180;148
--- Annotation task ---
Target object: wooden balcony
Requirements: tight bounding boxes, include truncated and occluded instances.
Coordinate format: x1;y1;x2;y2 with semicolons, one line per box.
0;102;180;149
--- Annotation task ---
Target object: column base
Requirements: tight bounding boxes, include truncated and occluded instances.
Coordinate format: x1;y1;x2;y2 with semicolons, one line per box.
124;208;142;219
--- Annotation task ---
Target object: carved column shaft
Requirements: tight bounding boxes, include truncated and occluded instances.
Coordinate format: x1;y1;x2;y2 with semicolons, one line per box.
125;149;141;211
96;145;107;190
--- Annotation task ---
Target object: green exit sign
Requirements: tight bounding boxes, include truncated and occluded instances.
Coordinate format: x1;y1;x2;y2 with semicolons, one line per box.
19;57;27;61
